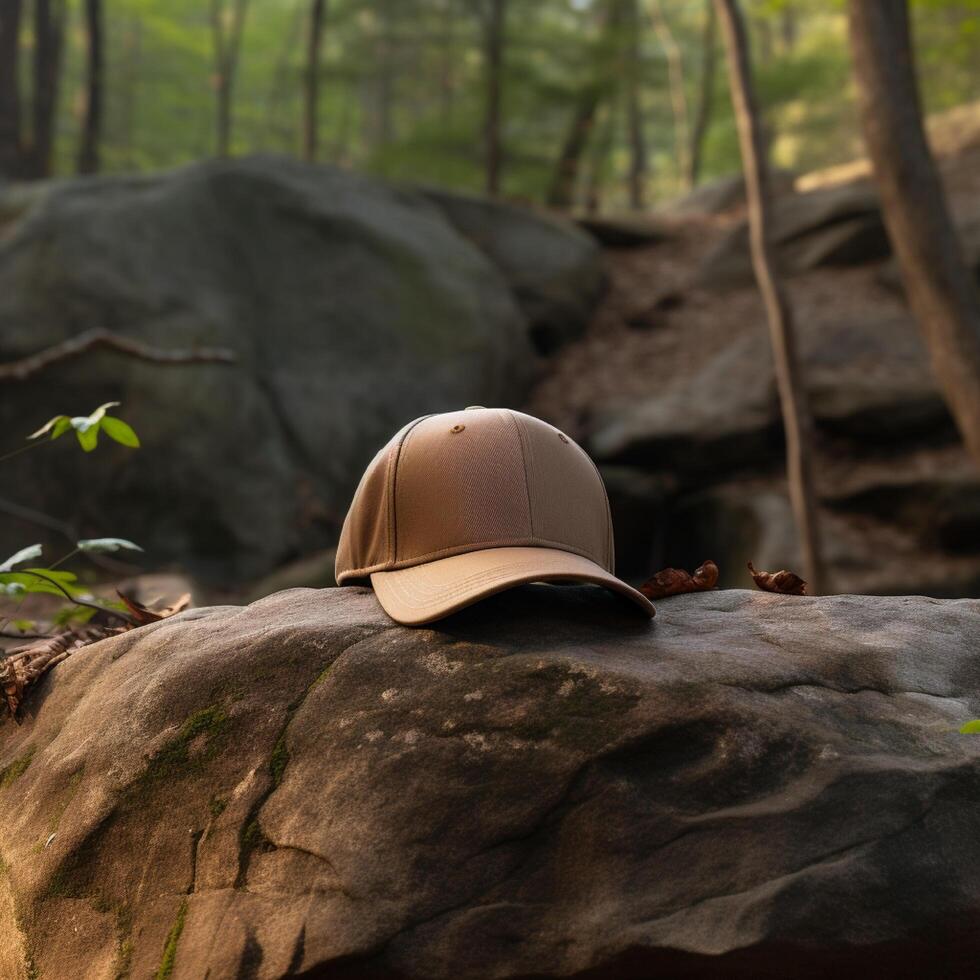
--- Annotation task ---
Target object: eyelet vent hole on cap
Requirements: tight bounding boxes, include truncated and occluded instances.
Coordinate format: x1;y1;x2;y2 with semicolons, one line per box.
450;423;465;434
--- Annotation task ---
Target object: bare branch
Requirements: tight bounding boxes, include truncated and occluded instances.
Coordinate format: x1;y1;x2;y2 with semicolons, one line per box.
0;328;236;382
17;569;137;626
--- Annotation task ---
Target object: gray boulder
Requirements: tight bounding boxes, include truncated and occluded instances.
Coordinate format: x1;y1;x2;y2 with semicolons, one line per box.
589;312;950;470
664;169;797;216
700;183;890;288
0;158;601;582
418;187;605;353
2;586;980;979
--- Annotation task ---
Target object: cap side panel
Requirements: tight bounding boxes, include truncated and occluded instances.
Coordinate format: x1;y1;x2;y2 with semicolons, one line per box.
587;453;615;570
388;414;431;569
393;409;532;563
334;440;394;582
507;410;536;539
518;413;611;570
335;415;429;582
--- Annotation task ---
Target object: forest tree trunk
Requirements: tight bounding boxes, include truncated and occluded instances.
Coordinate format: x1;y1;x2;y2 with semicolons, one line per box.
302;0;326;162
651;0;690;190
119;19;142;169
440;0;457;122
847;1;980;468
210;0;250;158
547;0;626;210
30;0;66;178
625;0;646;210
0;0;24;179
78;0;104;174
586;103;616;215
715;0;827;594
483;0;506;196
687;0;716;188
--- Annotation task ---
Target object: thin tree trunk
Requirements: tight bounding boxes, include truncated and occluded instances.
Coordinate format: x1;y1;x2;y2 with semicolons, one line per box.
847;1;980;468
119;19;142;170
687;0;716;188
0;0;24;179
375;0;395;154
547;91;603;209
625;0;646;210
484;0;506;196
547;0;626;209
715;0;827;595
302;0;327;162
650;0;690;190
586;102;616;215
780;2;797;53
30;0;66;178
439;0;457;122
210;0;249;158
263;2;305;150
78;0;104;174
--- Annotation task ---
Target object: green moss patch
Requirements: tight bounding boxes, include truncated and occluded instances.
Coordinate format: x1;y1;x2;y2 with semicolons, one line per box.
155;898;188;980
137;705;229;788
269;732;289;788
0;748;35;790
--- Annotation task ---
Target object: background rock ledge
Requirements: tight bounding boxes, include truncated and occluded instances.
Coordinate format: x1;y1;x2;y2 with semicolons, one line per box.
2;586;980;979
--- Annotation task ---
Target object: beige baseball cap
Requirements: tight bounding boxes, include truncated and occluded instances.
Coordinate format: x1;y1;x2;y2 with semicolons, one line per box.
335;407;656;625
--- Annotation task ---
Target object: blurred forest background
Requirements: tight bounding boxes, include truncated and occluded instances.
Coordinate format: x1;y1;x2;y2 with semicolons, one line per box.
1;0;980;626
3;0;978;205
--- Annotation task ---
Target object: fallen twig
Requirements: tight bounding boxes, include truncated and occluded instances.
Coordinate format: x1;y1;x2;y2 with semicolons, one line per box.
0;328;236;382
1;625;122;720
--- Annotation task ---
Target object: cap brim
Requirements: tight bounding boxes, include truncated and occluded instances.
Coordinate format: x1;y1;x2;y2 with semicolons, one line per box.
370;546;655;626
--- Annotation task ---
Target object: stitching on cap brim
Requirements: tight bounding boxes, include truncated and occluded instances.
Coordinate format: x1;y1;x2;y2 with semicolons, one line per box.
369;546;655;626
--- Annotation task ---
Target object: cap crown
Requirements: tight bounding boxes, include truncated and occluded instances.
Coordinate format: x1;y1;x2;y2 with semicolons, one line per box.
335;408;614;582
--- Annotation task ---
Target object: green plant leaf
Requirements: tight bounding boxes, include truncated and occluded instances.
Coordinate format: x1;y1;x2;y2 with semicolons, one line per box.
75;424;99;452
53;605;97;626
959;720;980;734
0;544;43;572
77;537;144;554
101;416;141;448
10;619;36;633
0;568;81;598
0;582;27;597
22;568;78;584
28;416;71;441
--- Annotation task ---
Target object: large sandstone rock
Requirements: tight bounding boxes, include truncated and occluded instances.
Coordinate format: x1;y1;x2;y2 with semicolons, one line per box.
663;169;797;216
3;587;980;979
699;183;890;288
588;312;951;470
0;158;601;582
418;187;605;353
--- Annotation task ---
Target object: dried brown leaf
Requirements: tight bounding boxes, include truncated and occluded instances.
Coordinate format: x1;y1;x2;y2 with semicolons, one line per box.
116;590;189;625
116;590;164;624
747;561;807;596
640;559;719;599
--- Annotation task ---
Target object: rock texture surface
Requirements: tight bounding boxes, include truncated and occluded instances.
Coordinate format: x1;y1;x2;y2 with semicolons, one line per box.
698;183;889;288
3;586;980;979
0;157;601;582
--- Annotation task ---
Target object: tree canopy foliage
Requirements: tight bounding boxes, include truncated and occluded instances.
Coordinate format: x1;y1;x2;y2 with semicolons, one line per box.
7;0;980;206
